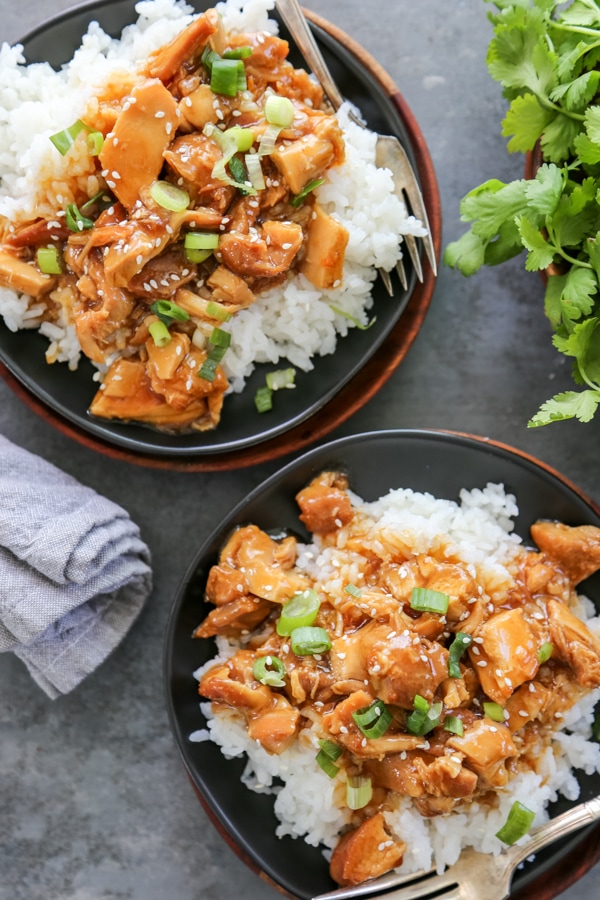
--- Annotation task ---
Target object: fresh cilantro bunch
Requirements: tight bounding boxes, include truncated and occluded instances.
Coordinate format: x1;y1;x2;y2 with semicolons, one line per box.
445;0;600;426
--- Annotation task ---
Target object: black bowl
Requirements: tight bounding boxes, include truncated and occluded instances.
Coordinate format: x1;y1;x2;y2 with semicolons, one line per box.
164;428;600;900
0;0;439;465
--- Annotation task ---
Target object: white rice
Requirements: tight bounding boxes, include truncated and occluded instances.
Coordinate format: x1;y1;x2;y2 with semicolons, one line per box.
192;482;600;874
0;0;425;388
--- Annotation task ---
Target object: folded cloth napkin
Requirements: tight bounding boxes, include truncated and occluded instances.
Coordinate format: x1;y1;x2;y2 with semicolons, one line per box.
0;434;152;699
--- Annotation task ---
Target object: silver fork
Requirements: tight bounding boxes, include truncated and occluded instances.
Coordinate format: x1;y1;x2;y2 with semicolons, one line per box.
275;0;437;294
313;795;600;900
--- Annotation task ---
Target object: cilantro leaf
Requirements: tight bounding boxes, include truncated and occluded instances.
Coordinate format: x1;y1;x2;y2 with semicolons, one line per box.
443;231;486;276
573;132;600;166
558;267;598;320
516;215;556;270
550;71;600;111
540;112;581;162
502;93;554;152
543;273;567;328
460;179;530;240
523;162;564;214
528;390;600;426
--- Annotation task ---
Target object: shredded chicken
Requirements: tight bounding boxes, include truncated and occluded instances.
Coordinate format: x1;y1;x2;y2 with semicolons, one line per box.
194;472;600;886
0;10;349;434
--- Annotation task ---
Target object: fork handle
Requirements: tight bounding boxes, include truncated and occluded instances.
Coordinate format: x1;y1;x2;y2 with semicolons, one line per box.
276;0;344;110
507;796;600;870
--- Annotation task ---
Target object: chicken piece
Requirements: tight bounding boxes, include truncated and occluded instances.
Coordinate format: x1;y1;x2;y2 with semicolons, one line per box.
127;244;197;299
287;663;336;705
163;132;237;210
360;625;449;708
300;202;348;290
143;11;218;83
206;266;256;308
73;258;135;364
4;218;70;248
218;524;308;603
144;333;229;411
89;356;224;430
322;690;424;758
271;115;345;194
329;813;405;887
98;79;179;210
470;608;539;704
228;31;290;86
446;717;517;787
503;681;552;732
330;632;369;694
0;248;56;297
296;471;354;534
246;696;300;754
217;220;303;279
205;563;248;606
531;521;600;585
192;595;273;638
546;597;600;688
178;83;220;131
199;650;272;712
369;749;478;803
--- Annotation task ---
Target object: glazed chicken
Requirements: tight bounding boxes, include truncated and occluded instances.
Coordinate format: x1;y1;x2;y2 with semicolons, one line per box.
0;10;348;433
195;473;600;887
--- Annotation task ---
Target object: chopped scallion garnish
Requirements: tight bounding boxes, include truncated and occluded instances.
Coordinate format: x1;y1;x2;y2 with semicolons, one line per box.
149;319;171;347
410;587;450;615
224;125;255;152
223;45;253;59
483;701;506;723
209;327;231;349
149;180;190;212
346;774;372;810
49;119;86;155
257;122;282;157
444;716;464;736
36;246;63;275
277;590;321;636
198;329;230;382
266;368;295;391
537;641;554;663
184;233;219;263
495;801;535;845
150;300;190;325
447;632;473;678
87;131;104;155
65;203;94;232
291;177;325;207
344;584;362;598
406;696;443;736
290;625;331;656
206;300;232;322
245;153;265;190
254;385;273;412
252;655;286;687
264;94;295;127
316;740;342;779
352;699;392;739
330;305;375;330
210;57;246;97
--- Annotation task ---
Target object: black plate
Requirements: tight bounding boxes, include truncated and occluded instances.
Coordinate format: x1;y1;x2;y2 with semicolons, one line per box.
164;429;600;899
1;0;426;458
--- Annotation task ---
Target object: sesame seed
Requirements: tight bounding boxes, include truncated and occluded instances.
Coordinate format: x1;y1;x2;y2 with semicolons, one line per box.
477;660;488;667
155;110;166;118
518;710;528;717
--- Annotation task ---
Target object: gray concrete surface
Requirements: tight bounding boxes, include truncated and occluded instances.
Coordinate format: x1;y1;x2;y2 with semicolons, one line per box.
0;0;599;897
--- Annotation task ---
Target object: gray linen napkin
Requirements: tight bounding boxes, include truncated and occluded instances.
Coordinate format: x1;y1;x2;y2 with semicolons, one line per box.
0;434;152;698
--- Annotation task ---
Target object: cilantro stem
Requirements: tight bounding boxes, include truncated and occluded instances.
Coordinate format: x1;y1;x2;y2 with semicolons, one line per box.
535;93;585;122
551;22;600;40
545;222;592;270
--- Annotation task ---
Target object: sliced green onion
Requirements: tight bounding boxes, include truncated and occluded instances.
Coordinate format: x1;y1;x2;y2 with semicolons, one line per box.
444;716;464;736
186;248;214;263
448;632;473;678
277;589;321;636
150;300;190;324
36;246;63;275
406;697;443;736
346;774;372;810
495;801;535;845
258;122;282;157
210;57;246;97
149;319;171;347
344;584;362;598
538;642;554;663
49;119;86;155
318;739;343;761
264;94;295;127
80;190;112;213
352;699;392;739
209;327;231;349
254;385;273;412
245;153;265;190
329;306;375;330
223;45;253;59
201;44;219;72
266;368;295;391
225;125;255;152
228;154;252;193
410;587;450;615
149;180;190;212
206;300;232;322
252;655;286;687
316;739;342;778
65;203;94;232
291;177;325;207
185;232;220;251
87;131;104;155
290;625;331;656
484;701;506;723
